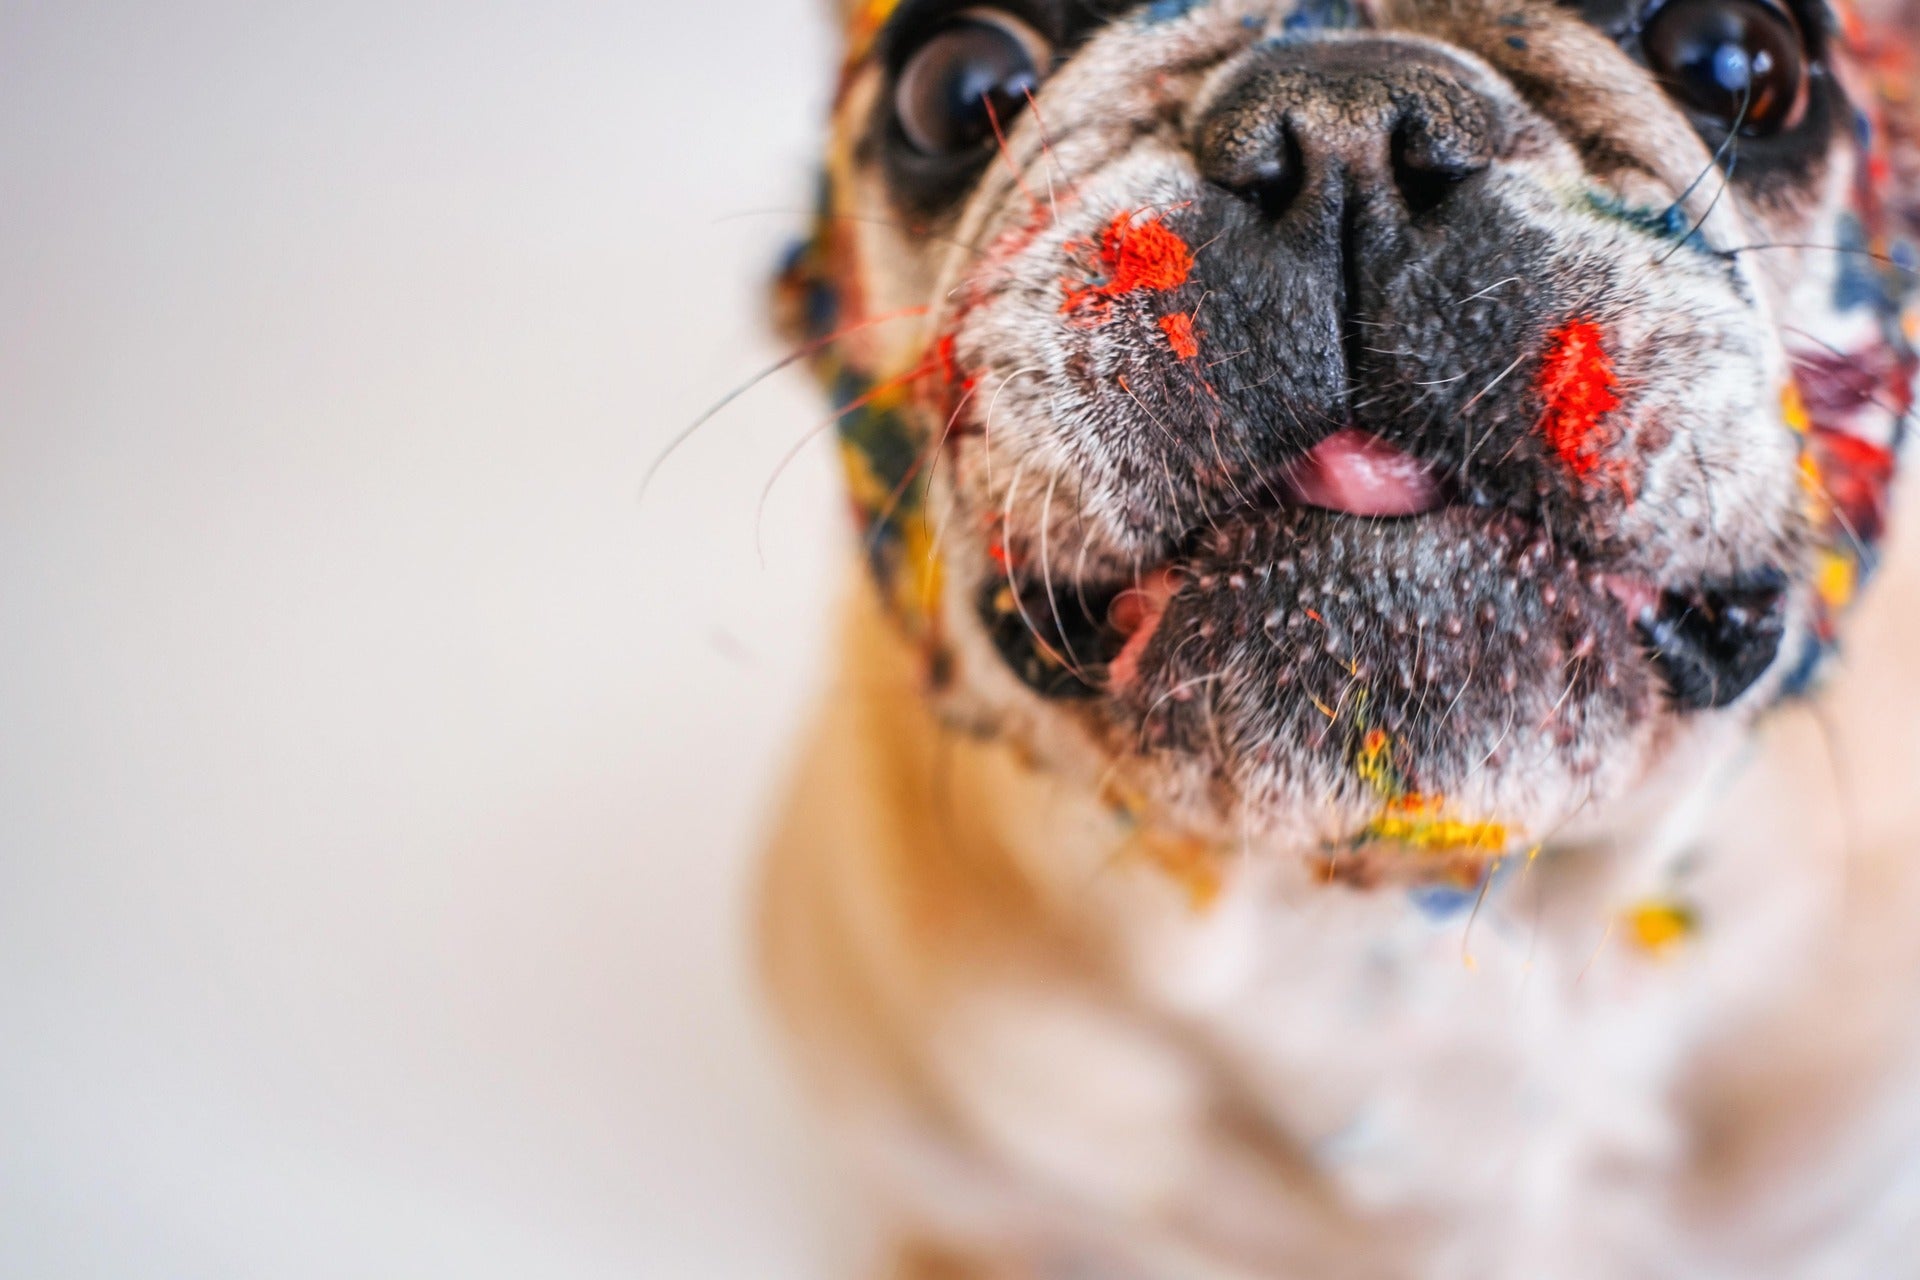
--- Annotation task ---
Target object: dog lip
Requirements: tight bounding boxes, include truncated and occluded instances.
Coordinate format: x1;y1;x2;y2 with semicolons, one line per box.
1601;574;1662;624
1105;569;1182;692
1274;428;1449;518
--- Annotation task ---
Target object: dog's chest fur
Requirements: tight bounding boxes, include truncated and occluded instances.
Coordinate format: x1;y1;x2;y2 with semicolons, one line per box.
764;516;1920;1280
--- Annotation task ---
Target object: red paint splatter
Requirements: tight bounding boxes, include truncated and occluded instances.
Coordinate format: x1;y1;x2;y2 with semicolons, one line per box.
1159;313;1201;361
917;331;980;429
930;332;976;392
1813;427;1898;544
1061;211;1195;321
1537;319;1624;484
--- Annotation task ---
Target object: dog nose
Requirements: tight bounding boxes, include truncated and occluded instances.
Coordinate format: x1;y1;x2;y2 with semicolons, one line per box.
1195;42;1496;220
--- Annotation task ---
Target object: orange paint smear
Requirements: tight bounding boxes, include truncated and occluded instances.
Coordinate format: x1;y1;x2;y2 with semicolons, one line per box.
1537;319;1623;484
1061;211;1195;322
1159;313;1201;361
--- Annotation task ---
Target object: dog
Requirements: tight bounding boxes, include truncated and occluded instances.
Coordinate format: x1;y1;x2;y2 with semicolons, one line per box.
757;1;1920;1275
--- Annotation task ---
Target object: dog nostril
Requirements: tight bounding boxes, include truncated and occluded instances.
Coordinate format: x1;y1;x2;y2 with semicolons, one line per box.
1637;569;1790;711
1205;122;1306;220
1389;121;1483;216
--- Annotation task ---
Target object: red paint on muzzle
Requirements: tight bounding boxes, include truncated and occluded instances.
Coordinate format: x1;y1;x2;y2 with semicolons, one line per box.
1537;319;1624;486
1159;312;1202;361
1061;211;1195;321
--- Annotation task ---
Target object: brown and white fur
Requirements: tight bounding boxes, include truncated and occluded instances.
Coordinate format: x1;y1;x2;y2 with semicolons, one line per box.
759;1;1920;1275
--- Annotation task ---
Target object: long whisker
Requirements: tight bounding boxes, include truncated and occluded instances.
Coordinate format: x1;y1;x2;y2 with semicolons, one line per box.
1022;87;1082;214
1116;375;1210;535
1723;242;1919;280
1656;84;1748;267
1456;350;1531;482
1038;470;1090;678
1000;459;1083;675
1661;88;1750;225
978;365;1042;496
753;356;941;564
1501;780;1597;981
1798;459;1871;559
927;366;1034;578
860;381;982;567
985;96;1043;220
642;305;931;499
711;208;984;255
1137;671;1224;753
1803;697;1864;917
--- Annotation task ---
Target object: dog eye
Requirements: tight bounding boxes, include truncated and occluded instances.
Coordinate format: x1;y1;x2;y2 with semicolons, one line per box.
1641;0;1810;135
894;10;1052;157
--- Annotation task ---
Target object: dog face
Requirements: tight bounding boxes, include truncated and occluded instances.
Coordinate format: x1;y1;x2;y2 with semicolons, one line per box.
784;0;1917;870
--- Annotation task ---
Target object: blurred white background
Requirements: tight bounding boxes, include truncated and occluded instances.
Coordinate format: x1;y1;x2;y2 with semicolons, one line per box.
0;2;856;1275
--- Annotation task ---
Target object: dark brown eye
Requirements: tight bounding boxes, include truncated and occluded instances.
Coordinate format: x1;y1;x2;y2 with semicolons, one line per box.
1642;0;1811;135
895;11;1051;157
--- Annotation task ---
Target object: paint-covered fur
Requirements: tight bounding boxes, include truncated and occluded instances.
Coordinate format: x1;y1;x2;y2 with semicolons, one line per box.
760;0;1920;1275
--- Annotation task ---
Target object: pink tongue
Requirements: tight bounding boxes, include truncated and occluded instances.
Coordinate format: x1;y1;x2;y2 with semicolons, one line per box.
1278;428;1445;517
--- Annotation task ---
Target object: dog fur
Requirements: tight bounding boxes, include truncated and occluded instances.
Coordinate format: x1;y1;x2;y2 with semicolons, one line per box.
760;2;1920;1275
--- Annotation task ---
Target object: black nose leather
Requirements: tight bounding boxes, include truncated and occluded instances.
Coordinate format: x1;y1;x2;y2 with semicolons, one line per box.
1195;42;1497;220
1638;570;1790;711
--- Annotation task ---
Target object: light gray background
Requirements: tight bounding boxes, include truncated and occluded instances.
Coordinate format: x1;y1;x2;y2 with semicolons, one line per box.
1;3;856;1275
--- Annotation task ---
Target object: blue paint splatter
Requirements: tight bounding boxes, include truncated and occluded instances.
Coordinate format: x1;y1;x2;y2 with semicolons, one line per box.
1834;213;1898;318
1583;191;1713;255
1144;0;1209;22
1408;883;1480;921
1407;856;1520;922
1777;630;1834;700
1282;0;1358;34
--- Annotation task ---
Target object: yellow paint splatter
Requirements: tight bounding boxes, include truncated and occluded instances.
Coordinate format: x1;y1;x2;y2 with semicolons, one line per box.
1365;800;1512;857
1356;728;1395;794
1351;722;1511;857
897;518;943;621
1781;382;1812;435
1816;549;1858;612
1799;452;1825;502
838;438;890;513
1624;901;1697;957
839;437;944;627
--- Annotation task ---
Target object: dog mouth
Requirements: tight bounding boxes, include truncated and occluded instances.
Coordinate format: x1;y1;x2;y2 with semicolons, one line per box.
1102;427;1458;690
979;428;1790;721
